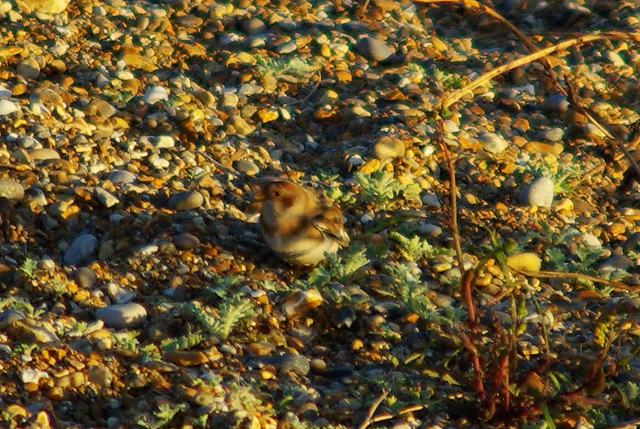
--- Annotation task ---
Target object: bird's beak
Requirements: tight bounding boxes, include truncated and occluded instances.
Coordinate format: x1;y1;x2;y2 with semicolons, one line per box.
254;189;265;201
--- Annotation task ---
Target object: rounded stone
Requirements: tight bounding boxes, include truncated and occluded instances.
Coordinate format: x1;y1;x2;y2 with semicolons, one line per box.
522;176;554;208
278;354;310;376
233;159;260;175
542;94;569;114
242;18;266;35
173;233;200;250
63;234;99;266
373;136;405;160
478;131;508;154
356;37;395;61
542;127;564;142
0;179;24;201
95;303;147;329
168;190;204;210
142;86;169;105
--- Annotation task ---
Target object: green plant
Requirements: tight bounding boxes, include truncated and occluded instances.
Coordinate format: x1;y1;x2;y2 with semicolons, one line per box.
385;262;442;322
356;171;422;208
136;402;187;429
389;231;451;262
113;331;141;353
254;55;320;80
19;258;37;279
302;246;369;299
162;297;255;351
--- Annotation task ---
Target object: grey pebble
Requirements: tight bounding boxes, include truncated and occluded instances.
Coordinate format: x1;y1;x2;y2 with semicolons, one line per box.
522;176;554;208
107;282;136;304
173;233;200;250
542;94;569;114
168;190;204;210
74;266;97;288
242;18;267;35
277;354;310;376
356;36;395;62
63;233;99;266
0;179;24;201
598;254;633;273
107;170;136;185
95;303;147;329
17;58;40;79
94;187;120;208
88;365;113;388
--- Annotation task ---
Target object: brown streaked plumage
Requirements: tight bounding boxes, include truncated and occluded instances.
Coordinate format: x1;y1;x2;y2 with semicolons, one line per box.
257;178;349;265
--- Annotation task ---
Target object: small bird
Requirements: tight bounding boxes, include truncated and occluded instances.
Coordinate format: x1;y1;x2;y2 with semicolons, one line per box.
257;178;349;266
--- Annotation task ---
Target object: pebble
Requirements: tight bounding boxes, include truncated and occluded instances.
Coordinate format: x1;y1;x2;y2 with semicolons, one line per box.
16;58;40;79
88;365;113;388
173;233;200;250
522;176;554;208
373;136;405;160
74;266;97;288
0;179;24;201
22;0;69;13
142;86;169;105
233;159;260;175
63;234;99;266
30;148;60;161
478;131;509;154
277;355;310;376
242;18;267;35
107;282;136;304
282;289;323;319
0;99;18;115
356;36;395;61
542;94;569;114
168;190;204;210
598;255;633;273
581;233;602;248
95;303;147;329
506;253;542;272
542;127;564;142
94;187;120;208
107;170;136;185
230;115;256;135
276;41;298;54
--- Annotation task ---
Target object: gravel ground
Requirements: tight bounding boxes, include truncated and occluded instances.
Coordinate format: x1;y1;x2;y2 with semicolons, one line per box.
1;0;640;427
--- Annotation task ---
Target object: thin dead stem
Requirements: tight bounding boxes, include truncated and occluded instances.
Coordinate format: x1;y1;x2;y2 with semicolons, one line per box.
357;388;390;429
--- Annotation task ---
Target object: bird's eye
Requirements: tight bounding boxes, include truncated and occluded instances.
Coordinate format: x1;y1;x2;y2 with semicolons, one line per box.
274;191;281;197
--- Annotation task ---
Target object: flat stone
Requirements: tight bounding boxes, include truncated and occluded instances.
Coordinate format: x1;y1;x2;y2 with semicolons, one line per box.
0;179;24;201
356;37;394;61
95;303;147;329
107;282;136;304
30;148;60;161
168;190;204;210
94;187;119;208
107;170;136;185
20;0;69;13
63;234;99;266
0;99;18;115
522;176;554;208
542;127;564;142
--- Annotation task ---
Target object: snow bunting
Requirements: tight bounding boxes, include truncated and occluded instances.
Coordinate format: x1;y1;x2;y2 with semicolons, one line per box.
257;178;349;266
